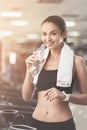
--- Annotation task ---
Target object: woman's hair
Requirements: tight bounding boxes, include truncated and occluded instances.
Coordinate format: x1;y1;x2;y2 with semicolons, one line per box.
41;15;67;42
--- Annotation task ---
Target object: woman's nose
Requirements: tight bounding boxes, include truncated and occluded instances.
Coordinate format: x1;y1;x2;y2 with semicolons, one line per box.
46;35;51;41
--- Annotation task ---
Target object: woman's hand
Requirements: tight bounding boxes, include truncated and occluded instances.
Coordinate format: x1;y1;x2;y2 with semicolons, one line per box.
44;87;66;101
25;51;38;69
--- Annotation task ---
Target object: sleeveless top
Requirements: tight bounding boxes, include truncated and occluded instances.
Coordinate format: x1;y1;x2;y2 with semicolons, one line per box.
36;68;74;94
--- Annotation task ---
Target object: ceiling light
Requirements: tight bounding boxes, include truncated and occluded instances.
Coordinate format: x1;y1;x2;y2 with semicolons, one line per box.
66;21;76;27
11;21;28;26
0;12;23;17
26;34;39;39
68;31;80;36
0;31;12;37
9;52;16;64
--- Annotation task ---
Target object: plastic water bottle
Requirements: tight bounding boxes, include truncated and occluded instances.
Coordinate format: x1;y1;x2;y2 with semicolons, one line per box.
29;44;45;76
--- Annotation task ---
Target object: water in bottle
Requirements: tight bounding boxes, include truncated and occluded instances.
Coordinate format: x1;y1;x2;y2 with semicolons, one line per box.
29;44;45;76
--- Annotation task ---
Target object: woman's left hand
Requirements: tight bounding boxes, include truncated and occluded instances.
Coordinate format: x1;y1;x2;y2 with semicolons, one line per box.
44;87;66;101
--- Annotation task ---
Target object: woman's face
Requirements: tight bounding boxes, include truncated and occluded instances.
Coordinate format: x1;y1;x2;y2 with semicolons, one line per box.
41;22;66;49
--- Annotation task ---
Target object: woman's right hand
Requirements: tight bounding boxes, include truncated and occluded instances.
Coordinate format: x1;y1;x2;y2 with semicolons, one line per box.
25;51;38;69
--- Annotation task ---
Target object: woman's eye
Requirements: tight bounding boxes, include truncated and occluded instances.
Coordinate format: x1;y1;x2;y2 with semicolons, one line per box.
52;33;56;35
42;33;46;36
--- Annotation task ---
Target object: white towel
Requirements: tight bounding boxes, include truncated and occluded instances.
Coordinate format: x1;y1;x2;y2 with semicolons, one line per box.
57;43;74;87
33;43;74;87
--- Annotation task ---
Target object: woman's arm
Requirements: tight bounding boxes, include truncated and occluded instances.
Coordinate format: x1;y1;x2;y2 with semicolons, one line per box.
70;55;87;105
22;51;38;102
22;69;35;102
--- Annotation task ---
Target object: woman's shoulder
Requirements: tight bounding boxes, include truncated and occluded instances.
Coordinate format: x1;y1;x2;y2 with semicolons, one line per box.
74;55;85;65
74;54;86;73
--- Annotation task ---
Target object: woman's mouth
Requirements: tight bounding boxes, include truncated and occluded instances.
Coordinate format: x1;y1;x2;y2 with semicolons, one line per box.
46;42;55;47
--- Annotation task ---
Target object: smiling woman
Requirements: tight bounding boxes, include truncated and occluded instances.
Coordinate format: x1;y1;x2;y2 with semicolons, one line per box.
22;15;87;130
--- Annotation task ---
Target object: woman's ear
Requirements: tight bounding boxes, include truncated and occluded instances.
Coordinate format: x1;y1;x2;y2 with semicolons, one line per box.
62;30;67;39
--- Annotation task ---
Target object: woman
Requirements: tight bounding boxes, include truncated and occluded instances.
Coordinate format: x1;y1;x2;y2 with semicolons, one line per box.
22;15;87;130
